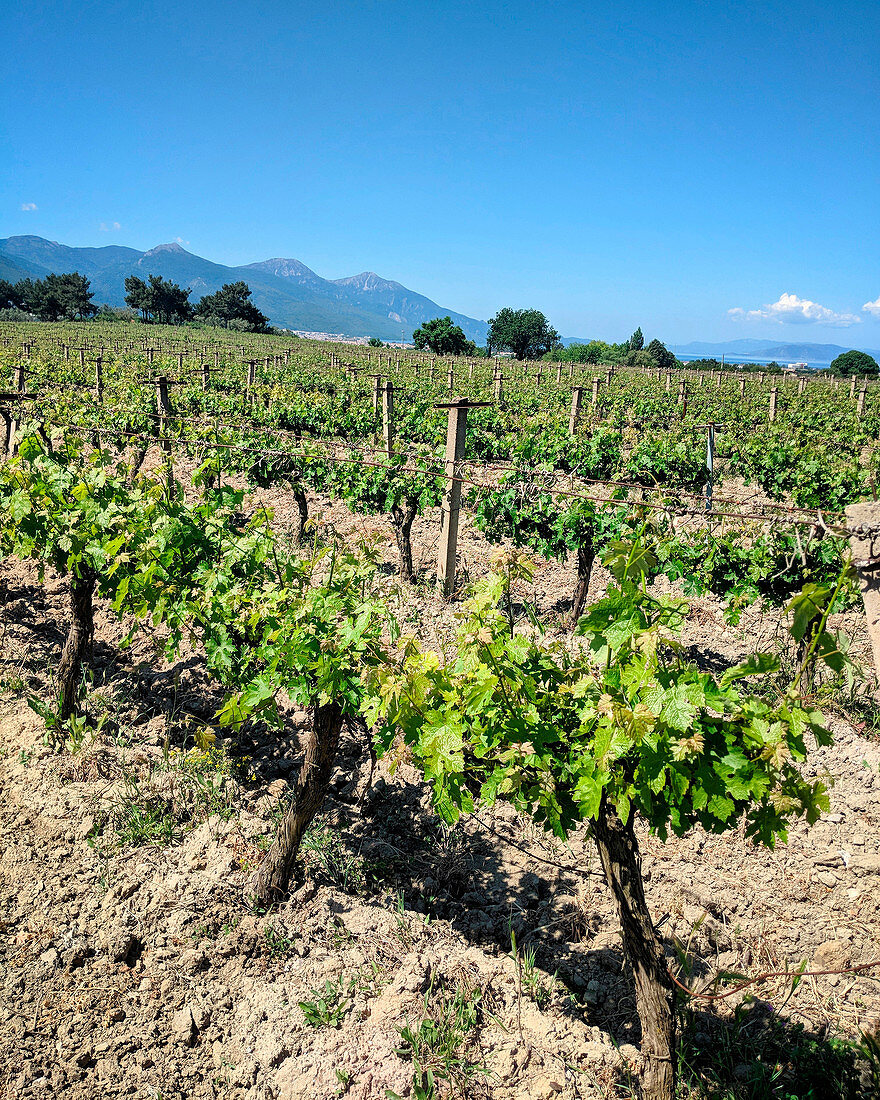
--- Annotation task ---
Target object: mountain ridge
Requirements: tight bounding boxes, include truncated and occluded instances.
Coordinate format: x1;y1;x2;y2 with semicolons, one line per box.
0;235;488;343
672;339;880;364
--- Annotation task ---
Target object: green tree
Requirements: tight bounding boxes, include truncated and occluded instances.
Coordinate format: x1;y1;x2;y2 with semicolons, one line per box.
644;338;677;371
147;274;193;324
8;273;96;321
125;274;192;324
545;340;612;364
627;326;644;352
195;281;269;332
829;349;879;377
124;276;150;321
486;308;562;360
412;316;474;356
368;336;384;348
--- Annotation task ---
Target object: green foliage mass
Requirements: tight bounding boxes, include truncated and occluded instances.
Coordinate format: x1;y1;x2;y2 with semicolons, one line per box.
487;308;562;360
368;549;834;847
412;316;475;357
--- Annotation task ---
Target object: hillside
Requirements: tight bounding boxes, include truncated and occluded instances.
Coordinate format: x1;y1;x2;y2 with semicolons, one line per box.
0;236;489;343
672;339;880;364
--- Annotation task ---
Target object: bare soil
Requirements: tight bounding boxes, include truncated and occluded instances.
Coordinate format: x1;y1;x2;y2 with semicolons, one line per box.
2;466;880;1100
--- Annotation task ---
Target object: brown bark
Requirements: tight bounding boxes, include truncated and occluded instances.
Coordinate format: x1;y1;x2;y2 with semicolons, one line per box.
58;571;96;722
252;700;344;906
591;796;676;1100
570;542;595;627
391;499;418;582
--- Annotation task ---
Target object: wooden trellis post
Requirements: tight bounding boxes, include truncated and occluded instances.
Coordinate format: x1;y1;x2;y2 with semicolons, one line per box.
569;387;584;436
0;392;37;457
556;363;563;384
705;423;716;512
382;381;395;460
435;398;491;597
94;357;103;402
769;387;778;423
493;374;504;403
591;377;601;406
846;502;880;689
369;374;383;418
857;383;867;419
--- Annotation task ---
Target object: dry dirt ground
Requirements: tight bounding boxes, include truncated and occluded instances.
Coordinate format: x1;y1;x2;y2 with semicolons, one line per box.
2;472;880;1100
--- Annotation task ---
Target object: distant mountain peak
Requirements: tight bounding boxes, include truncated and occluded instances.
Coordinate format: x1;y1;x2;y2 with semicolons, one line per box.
143;241;187;257
333;271;403;291
245;257;320;280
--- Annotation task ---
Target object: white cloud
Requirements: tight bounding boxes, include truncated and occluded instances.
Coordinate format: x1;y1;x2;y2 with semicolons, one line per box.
20;202;37;212
175;236;190;246
863;296;880;318
99;221;122;232
728;292;861;327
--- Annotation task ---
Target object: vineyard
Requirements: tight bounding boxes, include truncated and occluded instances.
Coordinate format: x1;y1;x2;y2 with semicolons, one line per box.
1;320;880;1100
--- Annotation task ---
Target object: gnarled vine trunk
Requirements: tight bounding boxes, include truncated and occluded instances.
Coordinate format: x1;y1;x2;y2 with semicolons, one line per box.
252;700;344;905
391;499;419;582
591;796;676;1100
290;483;309;547
570;542;596;627
58;570;96;722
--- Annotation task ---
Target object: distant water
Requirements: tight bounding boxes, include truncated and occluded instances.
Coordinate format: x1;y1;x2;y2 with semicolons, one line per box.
678;353;830;370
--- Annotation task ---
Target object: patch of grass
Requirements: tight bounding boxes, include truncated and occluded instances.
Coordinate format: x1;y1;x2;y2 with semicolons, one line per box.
0;670;26;695
263;921;296;958
298;977;353;1029
390;981;488;1099
113;788;180;846
301;822;391;895
677;1003;873;1100
519;943;554;1010
87;729;244;849
298;963;387;1029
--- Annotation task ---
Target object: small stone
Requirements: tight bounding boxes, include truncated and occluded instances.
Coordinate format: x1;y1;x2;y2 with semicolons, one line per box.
816;871;837;888
812;939;849;972
98;925;139;964
171;1007;197;1047
530;1075;562;1097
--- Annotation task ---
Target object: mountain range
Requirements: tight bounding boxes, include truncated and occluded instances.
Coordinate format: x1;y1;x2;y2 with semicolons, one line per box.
0;235;488;343
670;339;880;364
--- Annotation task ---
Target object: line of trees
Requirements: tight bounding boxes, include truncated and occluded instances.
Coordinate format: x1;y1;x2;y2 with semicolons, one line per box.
123;275;269;331
0;273;97;321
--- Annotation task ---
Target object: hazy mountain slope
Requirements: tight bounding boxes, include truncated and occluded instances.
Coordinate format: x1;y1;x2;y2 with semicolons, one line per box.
672;339;880;362
0;235;488;341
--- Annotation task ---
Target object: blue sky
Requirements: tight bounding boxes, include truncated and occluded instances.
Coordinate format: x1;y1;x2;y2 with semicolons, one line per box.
2;0;879;344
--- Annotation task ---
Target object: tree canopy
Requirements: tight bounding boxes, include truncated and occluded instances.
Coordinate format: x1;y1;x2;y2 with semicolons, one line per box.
544;339;614;364
195;281;269;332
829;349;879;377
0;272;96;321
644;338;678;371
124;274;193;324
412;315;475;356
487;308;561;360
627;326;644;352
